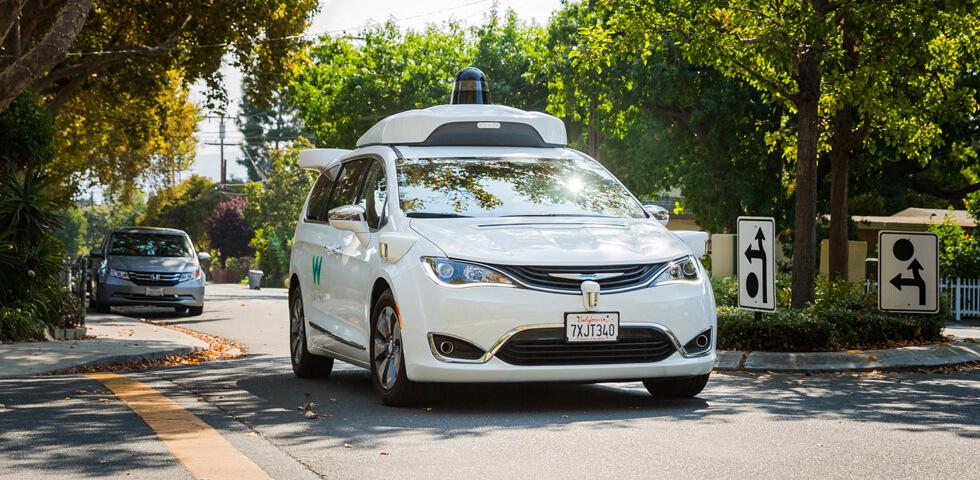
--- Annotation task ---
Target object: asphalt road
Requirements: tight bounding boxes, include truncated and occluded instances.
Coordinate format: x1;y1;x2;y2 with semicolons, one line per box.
2;284;979;479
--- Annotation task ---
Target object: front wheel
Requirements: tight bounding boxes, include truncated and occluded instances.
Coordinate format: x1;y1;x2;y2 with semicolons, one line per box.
289;287;333;378
643;374;710;398
371;290;418;406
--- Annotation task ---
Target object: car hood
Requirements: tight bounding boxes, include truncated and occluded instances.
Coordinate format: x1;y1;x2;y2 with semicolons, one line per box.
107;256;198;272
409;217;691;265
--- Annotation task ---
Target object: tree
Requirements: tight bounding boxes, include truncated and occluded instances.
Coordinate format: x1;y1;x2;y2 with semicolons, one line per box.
0;90;55;172
592;0;980;307
243;139;315;287
0;0;94;111
235;82;309;182
544;2;790;234
138;175;219;249
293;21;471;149
204;196;253;268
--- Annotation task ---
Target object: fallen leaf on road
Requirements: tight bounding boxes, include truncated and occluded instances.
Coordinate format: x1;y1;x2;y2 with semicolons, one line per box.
64;397;71;400
245;432;257;436
941;342;952;347
868;355;877;361
222;385;231;389
298;403;317;410
304;392;311;398
197;397;204;402
344;443;353;448
377;448;389;455
324;414;332;417
796;380;804;385
74;390;86;394
561;415;568;418
847;350;859;354
330;398;336;402
305;411;318;419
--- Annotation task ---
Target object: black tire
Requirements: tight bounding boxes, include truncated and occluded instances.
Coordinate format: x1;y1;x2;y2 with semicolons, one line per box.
370;290;418;406
289;287;334;378
643;374;710;398
174;306;188;313
187;305;203;316
92;289;110;313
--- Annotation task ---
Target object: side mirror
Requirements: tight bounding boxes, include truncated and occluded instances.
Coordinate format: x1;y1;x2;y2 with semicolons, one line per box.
644;204;670;226
89;248;103;258
198;252;211;261
329;205;370;248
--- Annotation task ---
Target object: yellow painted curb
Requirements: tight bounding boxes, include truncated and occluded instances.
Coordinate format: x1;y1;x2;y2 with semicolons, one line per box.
87;372;272;480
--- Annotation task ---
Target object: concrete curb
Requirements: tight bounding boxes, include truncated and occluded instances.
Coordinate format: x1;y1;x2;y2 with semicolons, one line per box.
714;340;980;373
0;312;209;378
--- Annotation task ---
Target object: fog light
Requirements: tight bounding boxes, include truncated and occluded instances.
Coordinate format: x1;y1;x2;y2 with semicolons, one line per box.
430;334;485;360
683;329;712;354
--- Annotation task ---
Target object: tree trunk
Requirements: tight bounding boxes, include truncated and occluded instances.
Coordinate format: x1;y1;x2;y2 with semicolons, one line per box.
828;104;852;281
791;49;821;309
588;96;599;159
0;0;93;112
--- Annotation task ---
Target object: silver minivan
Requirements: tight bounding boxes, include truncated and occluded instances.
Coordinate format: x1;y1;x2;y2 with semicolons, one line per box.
90;227;209;315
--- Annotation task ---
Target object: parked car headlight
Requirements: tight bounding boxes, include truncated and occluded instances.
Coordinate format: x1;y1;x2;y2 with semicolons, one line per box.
179;270;201;281
108;268;130;280
651;256;701;286
422;257;514;287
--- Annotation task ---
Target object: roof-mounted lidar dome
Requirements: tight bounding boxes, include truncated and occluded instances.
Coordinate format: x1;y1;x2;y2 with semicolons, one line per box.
450;67;491;105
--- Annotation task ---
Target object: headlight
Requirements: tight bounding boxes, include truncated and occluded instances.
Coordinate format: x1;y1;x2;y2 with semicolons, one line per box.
108;268;130;280
421;257;514;287
179;270;201;281
651;256;701;286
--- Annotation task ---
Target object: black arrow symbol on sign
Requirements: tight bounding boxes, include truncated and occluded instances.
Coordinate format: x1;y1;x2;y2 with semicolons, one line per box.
744;228;767;303
890;258;926;305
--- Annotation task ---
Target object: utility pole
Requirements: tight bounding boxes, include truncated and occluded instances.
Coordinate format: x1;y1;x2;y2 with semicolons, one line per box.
205;115;228;202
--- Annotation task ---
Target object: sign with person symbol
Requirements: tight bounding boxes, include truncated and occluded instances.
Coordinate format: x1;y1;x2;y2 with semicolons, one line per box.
878;231;939;313
737;217;776;312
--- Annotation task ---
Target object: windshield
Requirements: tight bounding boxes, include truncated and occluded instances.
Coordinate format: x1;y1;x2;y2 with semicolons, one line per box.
108;233;194;257
396;157;646;218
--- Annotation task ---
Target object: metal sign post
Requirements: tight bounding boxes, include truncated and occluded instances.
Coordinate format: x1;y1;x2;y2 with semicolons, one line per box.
878;231;939;313
737;217;777;313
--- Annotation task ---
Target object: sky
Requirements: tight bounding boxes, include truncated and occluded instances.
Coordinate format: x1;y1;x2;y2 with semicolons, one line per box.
190;0;565;184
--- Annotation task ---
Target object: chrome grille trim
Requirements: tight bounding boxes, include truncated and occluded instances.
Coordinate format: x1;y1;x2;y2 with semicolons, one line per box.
492;263;667;294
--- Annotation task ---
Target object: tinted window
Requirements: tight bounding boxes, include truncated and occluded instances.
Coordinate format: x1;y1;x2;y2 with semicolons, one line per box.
108;233;194;257
358;160;387;230
306;173;335;221
326;159;370;214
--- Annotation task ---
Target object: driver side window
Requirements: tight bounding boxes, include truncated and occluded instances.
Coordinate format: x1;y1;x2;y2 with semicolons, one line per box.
326;159;370;214
357;160;387;231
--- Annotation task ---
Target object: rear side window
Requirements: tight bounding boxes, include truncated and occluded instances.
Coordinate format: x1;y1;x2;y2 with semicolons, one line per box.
357;160;387;230
306;173;334;221
326;159;370;214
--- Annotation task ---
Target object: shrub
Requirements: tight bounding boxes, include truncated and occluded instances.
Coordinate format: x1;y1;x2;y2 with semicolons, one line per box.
716;276;947;351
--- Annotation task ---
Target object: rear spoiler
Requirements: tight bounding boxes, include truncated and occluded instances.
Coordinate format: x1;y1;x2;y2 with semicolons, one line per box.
298;149;352;172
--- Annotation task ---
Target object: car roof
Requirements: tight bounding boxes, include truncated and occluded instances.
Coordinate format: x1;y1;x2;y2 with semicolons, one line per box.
110;226;188;236
355;104;567;148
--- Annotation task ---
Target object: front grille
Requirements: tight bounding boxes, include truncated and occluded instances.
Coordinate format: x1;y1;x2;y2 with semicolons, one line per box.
493;263;664;293
128;271;181;286
494;327;676;366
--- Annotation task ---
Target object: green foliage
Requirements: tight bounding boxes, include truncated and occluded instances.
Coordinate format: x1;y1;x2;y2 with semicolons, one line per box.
55;70;201;201
717;277;946;351
139;176;219;249
0;169;84;340
244;140;315;287
710;276;738;308
928;210;980;278
0;91;55;171
235;83;310;182
294;21;471;149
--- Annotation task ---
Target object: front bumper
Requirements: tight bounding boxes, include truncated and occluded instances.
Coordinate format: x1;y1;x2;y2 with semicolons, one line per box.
98;276;205;308
392;264;717;383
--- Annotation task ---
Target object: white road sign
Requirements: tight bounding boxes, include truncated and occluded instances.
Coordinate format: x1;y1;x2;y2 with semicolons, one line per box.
878;231;939;313
738;217;776;312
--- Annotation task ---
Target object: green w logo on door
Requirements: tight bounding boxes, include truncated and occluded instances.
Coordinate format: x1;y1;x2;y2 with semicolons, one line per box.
312;255;323;285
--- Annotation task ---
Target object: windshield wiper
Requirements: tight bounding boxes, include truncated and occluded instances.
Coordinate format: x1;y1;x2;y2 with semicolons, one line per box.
406;212;472;218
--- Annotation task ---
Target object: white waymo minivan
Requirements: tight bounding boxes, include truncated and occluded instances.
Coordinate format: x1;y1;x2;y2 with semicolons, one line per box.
288;68;716;405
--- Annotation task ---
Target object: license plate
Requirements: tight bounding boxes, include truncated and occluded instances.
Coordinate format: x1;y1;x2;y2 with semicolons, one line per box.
146;287;163;297
565;312;619;342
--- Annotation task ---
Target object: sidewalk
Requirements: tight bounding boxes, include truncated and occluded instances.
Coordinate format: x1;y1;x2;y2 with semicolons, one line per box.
0;312;207;378
1;313;978;377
